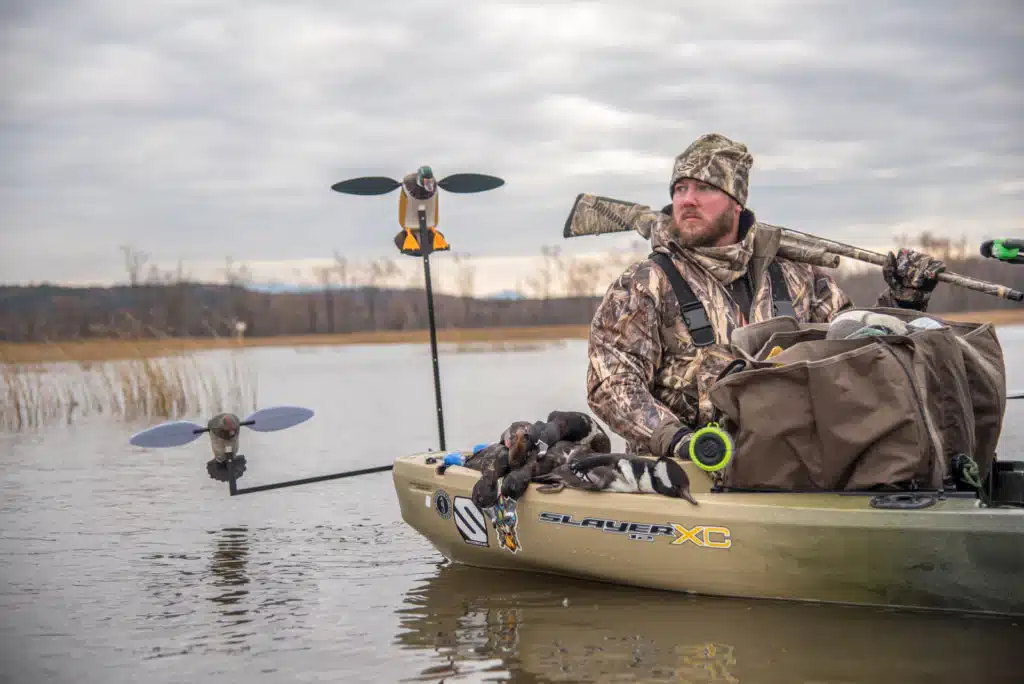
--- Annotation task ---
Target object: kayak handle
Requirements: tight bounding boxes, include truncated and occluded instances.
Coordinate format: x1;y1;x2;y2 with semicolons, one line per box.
869;492;938;510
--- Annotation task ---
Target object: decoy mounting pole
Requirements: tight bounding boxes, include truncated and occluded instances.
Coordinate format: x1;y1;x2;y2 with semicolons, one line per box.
330;167;505;452
418;206;447;451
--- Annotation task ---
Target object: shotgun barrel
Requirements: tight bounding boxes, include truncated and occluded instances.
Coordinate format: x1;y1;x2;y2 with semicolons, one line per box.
784;228;1024;302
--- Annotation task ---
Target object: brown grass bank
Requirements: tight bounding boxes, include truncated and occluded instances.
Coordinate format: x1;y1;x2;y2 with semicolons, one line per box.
0;325;588;364
3;311;1023;365
937;309;1024;326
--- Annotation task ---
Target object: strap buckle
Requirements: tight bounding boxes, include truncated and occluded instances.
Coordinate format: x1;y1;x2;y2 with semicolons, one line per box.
681;301;716;347
772;300;796;318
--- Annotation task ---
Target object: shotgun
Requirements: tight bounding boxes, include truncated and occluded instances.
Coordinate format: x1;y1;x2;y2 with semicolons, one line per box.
563;193;1023;302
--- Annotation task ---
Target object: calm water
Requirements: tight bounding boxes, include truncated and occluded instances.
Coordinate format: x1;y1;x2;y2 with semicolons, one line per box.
2;328;1024;683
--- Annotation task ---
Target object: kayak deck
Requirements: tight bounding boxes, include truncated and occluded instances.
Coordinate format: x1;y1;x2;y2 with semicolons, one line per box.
393;451;1024;617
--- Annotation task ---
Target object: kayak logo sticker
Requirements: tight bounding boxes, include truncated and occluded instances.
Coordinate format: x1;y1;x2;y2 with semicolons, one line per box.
433;489;452;519
671;524;732;549
539;513;731;549
453;496;488;547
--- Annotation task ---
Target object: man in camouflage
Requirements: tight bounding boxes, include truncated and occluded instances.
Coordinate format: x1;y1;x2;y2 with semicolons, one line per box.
585;133;946;458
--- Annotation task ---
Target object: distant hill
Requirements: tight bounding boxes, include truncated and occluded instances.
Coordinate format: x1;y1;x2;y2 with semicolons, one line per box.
0;281;602;342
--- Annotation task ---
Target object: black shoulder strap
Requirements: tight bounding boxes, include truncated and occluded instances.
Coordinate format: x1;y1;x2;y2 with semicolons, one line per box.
767;261;796;318
649;251;716;347
649;252;796;348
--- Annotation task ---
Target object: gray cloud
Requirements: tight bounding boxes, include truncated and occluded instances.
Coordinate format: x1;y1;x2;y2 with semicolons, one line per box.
1;0;1021;286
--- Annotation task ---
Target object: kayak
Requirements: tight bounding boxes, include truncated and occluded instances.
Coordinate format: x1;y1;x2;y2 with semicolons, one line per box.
393;451;1024;617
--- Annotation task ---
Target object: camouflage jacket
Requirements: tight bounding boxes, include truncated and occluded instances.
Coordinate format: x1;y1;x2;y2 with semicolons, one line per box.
586;213;861;455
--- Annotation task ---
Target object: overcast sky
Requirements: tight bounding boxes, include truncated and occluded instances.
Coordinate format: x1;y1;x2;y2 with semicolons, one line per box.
1;0;1021;295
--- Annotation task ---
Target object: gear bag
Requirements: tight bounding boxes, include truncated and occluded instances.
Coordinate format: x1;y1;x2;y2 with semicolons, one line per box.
705;309;1007;492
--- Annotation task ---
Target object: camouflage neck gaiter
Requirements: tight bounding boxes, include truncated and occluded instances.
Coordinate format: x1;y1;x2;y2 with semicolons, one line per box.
652;215;755;285
687;236;754;285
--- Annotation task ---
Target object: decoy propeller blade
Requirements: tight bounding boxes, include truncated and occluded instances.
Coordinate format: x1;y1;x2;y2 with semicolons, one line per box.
331;176;402;195
241;406;315;432
129;421;208;448
438;173;505;193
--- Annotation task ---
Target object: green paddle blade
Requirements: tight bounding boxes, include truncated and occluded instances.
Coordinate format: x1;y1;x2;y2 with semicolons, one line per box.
438;173;505;193
980;238;1024;264
331;176;402;195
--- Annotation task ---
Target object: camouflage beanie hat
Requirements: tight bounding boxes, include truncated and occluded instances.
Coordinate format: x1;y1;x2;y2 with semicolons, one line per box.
669;133;753;207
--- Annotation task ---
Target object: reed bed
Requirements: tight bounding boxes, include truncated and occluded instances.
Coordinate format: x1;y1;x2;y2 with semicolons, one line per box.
2;309;1017;431
0;341;258;431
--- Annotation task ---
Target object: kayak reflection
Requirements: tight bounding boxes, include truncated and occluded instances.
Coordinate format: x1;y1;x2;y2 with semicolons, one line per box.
394;562;1019;683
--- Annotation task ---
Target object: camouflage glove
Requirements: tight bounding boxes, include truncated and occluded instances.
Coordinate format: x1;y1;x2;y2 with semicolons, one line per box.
650;422;693;460
882;248;946;309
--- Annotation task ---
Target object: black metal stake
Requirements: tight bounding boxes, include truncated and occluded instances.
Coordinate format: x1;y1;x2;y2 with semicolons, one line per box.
226;459;395;496
419;207;446;452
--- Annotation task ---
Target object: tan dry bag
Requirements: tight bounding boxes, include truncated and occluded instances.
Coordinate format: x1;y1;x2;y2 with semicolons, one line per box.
706;308;1006;492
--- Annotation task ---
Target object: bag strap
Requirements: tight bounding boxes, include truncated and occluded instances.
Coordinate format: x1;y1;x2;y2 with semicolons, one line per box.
648;251;796;348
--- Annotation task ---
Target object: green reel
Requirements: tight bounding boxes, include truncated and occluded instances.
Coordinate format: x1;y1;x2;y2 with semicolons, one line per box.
688;422;734;472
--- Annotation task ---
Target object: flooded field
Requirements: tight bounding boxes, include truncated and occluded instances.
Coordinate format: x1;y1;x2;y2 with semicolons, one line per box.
2;329;1023;683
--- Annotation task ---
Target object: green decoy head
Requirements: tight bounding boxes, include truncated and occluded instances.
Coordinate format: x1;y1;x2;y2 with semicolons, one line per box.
416;165;436;194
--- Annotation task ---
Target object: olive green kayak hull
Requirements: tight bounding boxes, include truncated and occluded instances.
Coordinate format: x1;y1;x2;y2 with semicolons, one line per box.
393;452;1024;617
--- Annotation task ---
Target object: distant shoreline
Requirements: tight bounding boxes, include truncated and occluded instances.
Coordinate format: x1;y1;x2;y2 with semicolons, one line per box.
3;310;1023;364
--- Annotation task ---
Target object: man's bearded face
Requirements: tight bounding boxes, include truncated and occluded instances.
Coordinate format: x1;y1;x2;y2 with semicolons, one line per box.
670;179;738;248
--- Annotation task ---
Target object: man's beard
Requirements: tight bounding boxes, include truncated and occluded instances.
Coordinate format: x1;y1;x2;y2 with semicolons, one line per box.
672;209;734;248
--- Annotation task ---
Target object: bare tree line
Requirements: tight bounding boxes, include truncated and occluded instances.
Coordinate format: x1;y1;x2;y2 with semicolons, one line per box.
1;233;1020;343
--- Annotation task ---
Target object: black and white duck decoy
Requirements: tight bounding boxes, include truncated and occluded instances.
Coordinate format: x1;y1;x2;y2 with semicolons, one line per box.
537;450;698;504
